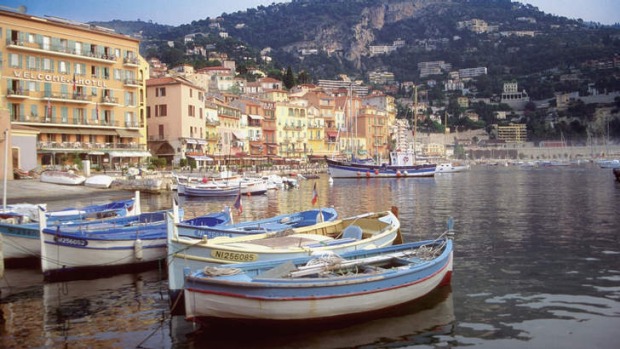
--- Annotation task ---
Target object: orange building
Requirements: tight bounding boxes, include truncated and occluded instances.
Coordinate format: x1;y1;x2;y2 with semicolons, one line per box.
0;9;148;172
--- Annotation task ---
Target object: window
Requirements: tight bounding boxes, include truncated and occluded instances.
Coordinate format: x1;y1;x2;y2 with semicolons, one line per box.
43;58;52;71
188;105;195;117
156;104;167;117
156;87;166;97
9;53;20;68
189;89;193;98
27;56;36;70
146;106;151;118
59;61;67;74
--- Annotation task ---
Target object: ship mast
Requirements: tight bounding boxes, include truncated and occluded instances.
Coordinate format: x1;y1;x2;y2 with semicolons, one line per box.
413;85;418;162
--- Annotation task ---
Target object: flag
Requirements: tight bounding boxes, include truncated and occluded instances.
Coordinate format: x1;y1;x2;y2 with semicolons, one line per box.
311;182;318;206
72;73;76;92
233;188;243;214
95;102;99;121
46;98;51;119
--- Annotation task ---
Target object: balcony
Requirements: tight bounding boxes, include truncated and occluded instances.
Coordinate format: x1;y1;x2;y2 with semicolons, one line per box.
6;89;30;99
37;141;146;152
123;79;140;87
11;112;122;128
100;96;120;105
49;92;92;104
6;39;117;64
123;57;140;66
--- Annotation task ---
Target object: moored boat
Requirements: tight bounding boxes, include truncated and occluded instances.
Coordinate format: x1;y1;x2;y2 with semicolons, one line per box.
435;162;470;174
40;170;86;185
326;151;436;178
84;174;115;189
38;205;230;281
1;194;139;265
167;208;400;314
183;225;454;323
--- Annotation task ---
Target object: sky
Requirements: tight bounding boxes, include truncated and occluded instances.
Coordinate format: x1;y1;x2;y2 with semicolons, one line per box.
0;0;618;26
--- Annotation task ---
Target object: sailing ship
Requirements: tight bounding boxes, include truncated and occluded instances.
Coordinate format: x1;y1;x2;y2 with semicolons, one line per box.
326;84;436;178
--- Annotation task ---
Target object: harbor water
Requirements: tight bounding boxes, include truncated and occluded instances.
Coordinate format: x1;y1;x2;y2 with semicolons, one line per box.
1;164;619;348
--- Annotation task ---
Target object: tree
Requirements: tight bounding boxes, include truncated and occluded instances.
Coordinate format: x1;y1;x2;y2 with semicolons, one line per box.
283;66;295;89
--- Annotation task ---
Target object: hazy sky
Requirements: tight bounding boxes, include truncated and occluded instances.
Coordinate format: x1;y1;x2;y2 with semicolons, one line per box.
1;0;618;26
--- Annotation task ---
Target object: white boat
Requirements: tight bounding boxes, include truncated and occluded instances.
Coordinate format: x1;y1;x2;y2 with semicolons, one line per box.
40;170;86;185
168;209;402;313
435;162;470;174
184;229;453;322
84;174;115;189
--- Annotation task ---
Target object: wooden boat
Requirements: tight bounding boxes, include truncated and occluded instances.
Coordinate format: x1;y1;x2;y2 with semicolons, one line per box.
178;176;269;197
40;170;86;185
167;209;401;314
38;206;231;281
326;151;436;178
84;174;115;189
0;194;139;264
184;229;454;322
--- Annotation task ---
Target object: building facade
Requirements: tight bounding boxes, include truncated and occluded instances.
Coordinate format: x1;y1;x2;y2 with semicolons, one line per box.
0;9;149;171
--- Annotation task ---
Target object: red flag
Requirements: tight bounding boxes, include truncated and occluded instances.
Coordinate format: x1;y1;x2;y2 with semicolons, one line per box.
233;189;243;214
72;73;76;92
95;102;99;121
311;182;318;206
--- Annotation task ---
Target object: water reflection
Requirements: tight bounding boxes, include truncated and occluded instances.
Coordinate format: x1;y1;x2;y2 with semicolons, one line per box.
1;166;619;348
182;286;455;349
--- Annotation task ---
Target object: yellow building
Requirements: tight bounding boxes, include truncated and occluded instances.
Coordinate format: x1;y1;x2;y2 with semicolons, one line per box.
497;123;527;143
0;9;148;171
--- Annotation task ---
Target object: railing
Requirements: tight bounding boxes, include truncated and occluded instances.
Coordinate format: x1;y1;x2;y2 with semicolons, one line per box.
11;113;125;127
6;89;30;97
6;39;117;63
37;141;146;151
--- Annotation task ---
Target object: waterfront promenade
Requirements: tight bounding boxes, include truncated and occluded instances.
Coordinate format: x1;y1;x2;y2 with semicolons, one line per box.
1;180;130;204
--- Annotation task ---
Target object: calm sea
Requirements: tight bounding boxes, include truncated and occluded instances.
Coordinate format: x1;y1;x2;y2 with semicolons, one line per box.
1;164;619;348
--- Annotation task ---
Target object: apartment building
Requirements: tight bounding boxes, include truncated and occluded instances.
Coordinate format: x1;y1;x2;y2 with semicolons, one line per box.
146;76;208;167
1;9;148;171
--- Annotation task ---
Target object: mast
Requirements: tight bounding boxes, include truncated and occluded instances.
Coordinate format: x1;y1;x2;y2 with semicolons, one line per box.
413;85;418;162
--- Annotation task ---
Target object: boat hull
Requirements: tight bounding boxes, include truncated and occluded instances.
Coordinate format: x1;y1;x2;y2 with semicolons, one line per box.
184;239;453;321
167;210;400;313
326;159;436;178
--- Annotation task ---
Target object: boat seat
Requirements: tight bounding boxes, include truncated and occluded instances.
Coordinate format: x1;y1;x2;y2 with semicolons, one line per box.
342;225;363;240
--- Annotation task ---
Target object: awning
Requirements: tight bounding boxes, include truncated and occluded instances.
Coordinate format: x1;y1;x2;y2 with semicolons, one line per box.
82;129;117;135
39;127;82;135
108;151;152;157
197;139;207;145
188;155;213;161
232;131;244;139
88;151;105;155
185;139;197;144
116;129;141;138
248;114;263;120
326;130;339;137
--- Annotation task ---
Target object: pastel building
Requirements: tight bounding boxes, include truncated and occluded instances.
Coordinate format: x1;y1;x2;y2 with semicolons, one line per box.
0;9;149;171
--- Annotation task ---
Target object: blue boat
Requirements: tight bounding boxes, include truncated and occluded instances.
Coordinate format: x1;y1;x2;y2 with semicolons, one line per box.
183;226;454;323
39;205;231;281
326;151;436;178
0;194;139;265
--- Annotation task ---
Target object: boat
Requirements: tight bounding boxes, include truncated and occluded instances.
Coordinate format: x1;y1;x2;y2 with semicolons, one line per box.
614;167;620;182
1;195;139;265
84;174;115;189
435;162;470;174
183;225;454;322
167;209;401;314
326;151;436;178
38;205;231;281
596;159;620;169
178;183;240;197
40;170;86;185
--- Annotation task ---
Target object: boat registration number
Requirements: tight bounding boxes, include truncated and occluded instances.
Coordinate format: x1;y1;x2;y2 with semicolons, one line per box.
211;250;258;262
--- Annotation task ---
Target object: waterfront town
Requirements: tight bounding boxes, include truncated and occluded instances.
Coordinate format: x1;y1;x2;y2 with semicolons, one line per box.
1;6;619;184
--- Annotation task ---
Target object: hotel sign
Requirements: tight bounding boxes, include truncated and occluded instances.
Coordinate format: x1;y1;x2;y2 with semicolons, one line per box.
13;70;108;87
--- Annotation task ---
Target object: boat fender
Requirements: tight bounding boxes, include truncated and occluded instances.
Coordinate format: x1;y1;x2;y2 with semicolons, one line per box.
403;171;408;176
366;172;370;177
374;169;379;175
357;171;361;177
396;171;401;177
134;239;143;261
